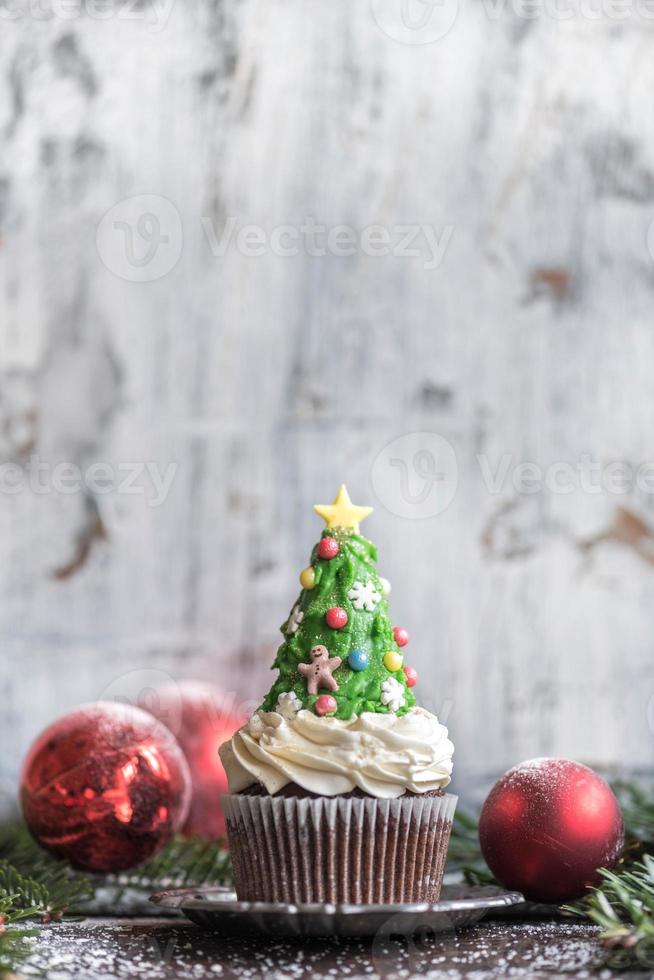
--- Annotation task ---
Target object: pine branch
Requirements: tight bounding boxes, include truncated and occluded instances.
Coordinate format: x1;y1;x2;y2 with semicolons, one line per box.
0;821;65;878
0;820;232;892
0;822;94;923
0;859;92;924
110;836;232;890
565;784;654;965
613;781;654;855
0;821;231;976
0;928;36;980
445;808;487;874
566;854;654;969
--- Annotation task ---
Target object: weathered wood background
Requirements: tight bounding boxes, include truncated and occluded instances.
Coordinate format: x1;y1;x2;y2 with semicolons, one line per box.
1;0;654;807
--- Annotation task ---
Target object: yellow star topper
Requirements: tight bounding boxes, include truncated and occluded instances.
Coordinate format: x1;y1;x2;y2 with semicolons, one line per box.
314;484;373;533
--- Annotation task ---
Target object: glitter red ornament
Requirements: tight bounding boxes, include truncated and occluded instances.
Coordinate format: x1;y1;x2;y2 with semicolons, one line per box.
479;758;624;904
145;681;246;841
393;626;409;647
403;665;418;687
20;702;192;873
317;537;340;560
325;607;348;629
315;695;337;716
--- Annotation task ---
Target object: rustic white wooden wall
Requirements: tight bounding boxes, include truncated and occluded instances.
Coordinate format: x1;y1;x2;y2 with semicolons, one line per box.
1;0;654;808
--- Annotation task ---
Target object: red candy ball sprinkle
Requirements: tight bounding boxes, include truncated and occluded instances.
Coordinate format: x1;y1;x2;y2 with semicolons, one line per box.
318;537;340;560
479;758;624;903
325;607;348;629
393;626;410;647
403;665;418;687
315;695;337;716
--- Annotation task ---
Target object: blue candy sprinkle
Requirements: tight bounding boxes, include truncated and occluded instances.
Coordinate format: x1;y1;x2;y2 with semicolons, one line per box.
348;649;369;671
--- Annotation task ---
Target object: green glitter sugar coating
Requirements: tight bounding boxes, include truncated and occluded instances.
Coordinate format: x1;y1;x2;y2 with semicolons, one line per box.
260;528;416;720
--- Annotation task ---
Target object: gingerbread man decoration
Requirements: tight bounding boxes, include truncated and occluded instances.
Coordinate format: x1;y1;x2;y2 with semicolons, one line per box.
299;644;342;695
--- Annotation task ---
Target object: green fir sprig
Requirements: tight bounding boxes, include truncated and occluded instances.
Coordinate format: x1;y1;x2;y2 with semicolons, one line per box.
614;781;654;856
0;840;93;980
0;820;231;977
0;858;91;924
445;809;485;873
0;927;36;979
565;784;654;966
110;835;232;891
0;821;232;900
0;823;94;924
571;855;654;949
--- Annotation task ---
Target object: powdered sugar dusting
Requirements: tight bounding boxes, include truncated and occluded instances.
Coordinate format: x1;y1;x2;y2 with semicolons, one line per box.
14;917;611;978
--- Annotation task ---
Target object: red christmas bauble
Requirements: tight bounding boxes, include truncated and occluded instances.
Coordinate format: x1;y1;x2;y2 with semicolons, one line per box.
393;626;410;647
145;681;246;840
325;607;348;629
403;665;418;687
317;537;340;560
479;758;624;903
20;703;191;873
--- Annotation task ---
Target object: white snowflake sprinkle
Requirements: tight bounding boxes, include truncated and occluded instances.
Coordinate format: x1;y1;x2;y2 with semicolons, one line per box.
347;579;381;612
285;604;304;634
381;676;406;712
276;690;302;720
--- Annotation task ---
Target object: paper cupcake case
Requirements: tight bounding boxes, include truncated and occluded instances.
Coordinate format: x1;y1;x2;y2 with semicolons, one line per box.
222;793;458;905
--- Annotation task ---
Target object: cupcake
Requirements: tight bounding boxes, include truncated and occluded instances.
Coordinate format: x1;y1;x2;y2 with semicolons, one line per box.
220;485;455;904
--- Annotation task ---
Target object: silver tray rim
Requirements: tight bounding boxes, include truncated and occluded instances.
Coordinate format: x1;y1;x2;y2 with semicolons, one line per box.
150;884;525;917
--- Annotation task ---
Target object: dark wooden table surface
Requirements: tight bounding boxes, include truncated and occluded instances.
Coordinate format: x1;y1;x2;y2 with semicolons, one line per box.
18;916;654;979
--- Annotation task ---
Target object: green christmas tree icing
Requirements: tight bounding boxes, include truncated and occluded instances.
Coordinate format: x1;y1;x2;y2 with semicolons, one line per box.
261;516;416;721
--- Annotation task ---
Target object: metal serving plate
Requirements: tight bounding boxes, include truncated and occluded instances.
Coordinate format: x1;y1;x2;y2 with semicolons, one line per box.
150;884;524;938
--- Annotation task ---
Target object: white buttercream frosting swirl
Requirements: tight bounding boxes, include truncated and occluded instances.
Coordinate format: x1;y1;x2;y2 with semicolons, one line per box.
219;706;454;799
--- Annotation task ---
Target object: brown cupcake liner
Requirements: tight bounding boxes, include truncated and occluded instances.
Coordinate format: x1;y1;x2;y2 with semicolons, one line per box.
222;792;457;905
